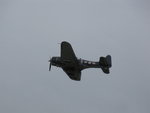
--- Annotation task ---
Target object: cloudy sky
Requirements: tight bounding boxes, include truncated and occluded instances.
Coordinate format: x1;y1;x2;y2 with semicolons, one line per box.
0;0;150;113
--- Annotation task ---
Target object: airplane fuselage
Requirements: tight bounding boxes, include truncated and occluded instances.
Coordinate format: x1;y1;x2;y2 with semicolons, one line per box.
50;57;100;71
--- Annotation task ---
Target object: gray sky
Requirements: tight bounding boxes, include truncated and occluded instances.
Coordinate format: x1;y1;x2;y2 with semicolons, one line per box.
0;0;150;113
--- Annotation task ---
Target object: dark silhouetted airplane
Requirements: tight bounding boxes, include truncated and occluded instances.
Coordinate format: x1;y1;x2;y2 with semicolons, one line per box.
48;41;112;81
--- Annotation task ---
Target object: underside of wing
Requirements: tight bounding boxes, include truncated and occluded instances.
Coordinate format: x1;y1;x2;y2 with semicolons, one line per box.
61;41;81;80
62;68;81;81
61;41;78;65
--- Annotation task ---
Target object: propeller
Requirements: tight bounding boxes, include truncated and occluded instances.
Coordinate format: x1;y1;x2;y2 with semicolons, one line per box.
48;57;52;71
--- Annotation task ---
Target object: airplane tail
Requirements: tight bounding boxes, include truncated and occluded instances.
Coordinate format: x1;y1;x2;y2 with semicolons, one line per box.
99;55;112;74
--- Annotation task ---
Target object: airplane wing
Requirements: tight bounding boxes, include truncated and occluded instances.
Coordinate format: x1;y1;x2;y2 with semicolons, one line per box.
62;68;81;81
61;41;78;66
61;41;81;80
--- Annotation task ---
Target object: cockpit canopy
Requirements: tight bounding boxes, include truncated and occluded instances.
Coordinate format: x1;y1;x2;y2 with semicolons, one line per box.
78;58;96;65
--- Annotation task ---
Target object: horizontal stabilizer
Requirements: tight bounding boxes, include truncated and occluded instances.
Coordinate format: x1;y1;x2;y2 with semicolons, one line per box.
101;67;109;74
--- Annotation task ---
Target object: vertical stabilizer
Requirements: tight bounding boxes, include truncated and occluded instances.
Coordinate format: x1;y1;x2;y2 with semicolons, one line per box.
99;55;112;74
106;55;112;68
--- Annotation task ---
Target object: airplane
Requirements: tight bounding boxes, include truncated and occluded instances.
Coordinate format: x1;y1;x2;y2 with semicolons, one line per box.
48;41;112;81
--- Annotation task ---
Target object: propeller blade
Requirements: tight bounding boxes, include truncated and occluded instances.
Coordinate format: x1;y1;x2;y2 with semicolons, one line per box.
49;62;51;71
48;57;52;71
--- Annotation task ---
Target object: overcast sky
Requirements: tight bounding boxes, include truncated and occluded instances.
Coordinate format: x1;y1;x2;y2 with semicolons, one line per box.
0;0;150;113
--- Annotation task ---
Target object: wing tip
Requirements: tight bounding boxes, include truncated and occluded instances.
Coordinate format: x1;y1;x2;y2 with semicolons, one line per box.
61;41;70;45
61;41;72;48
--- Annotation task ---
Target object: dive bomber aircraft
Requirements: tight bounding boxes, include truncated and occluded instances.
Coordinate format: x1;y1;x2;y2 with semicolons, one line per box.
48;41;112;81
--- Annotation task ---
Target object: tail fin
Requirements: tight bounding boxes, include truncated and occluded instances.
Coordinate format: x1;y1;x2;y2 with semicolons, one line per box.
99;55;112;74
106;55;112;68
